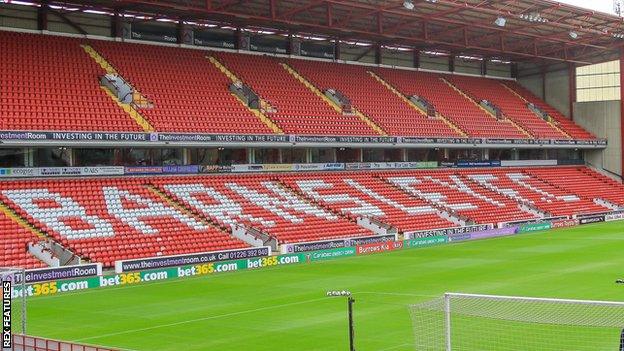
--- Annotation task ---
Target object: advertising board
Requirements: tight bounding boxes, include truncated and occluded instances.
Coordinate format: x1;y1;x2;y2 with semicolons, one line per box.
115;247;271;273
579;215;606;225
405;224;492;239
518;222;552;234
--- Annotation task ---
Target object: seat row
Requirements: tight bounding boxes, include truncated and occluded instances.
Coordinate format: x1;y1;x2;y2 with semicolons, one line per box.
0;31;595;140
0;166;619;268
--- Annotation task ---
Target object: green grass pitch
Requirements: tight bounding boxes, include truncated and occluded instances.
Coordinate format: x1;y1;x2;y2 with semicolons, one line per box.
23;221;624;351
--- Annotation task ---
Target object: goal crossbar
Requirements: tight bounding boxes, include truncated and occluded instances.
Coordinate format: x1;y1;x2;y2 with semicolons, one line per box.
444;292;624;308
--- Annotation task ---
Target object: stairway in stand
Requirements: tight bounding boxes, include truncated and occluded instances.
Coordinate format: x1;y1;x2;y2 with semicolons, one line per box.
82;44;155;132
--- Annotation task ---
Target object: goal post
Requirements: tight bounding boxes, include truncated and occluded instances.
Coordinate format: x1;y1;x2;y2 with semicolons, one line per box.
0;267;27;336
409;292;624;351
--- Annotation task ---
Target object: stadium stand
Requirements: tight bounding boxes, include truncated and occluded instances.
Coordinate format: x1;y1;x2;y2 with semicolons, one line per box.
153;175;372;243
280;172;456;232
0;166;619;267
0;32;142;132
463;168;610;216
212;52;379;136
90;41;275;134
525;167;624;208
447;75;570;139
0;178;248;267
373;68;527;139
503;81;595;140
0;210;45;269
380;169;538;224
287;59;462;137
0;32;596;141
0;26;613;271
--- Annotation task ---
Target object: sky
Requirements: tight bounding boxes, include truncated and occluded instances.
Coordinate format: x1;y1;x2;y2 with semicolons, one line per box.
557;0;618;15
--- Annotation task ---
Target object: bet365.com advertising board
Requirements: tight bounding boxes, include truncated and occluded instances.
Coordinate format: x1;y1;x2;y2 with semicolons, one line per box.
11;253;305;299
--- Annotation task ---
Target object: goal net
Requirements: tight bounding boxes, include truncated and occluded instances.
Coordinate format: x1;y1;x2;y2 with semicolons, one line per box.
1;267;27;337
409;293;624;351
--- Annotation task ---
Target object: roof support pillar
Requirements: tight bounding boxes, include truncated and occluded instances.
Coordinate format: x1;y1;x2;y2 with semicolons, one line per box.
510;63;518;79
111;10;121;38
334;39;340;60
449;55;455;72
619;47;624;180
375;44;382;65
176;21;183;44
568;62;576;120
413;50;420;69
37;1;48;31
541;68;547;100
235;27;241;50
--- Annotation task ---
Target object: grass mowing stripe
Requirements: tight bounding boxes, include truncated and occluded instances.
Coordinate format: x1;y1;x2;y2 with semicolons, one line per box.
72;297;328;342
23;221;624;351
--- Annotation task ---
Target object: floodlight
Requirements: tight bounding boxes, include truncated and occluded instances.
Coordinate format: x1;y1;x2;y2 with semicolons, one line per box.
494;17;506;27
403;0;415;10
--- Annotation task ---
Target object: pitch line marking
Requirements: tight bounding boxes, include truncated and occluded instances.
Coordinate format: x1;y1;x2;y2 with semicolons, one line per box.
72;297;328;342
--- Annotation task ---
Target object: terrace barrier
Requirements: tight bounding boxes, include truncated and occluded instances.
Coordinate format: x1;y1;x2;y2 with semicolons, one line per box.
12;334;118;351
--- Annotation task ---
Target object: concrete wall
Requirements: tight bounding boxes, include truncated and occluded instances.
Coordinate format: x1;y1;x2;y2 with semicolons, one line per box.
0;4;37;30
455;59;480;75
49;11;111;36
420;55;449;72
518;74;543;99
381;48;412;68
545;69;570;118
488;62;511;78
574;100;622;177
338;44;376;63
518;68;571;118
0;4;111;36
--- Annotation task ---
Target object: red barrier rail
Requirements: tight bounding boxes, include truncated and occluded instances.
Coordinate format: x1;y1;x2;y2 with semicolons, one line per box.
12;334;118;351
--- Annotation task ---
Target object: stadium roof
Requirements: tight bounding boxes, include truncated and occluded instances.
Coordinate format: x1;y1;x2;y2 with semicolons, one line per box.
37;0;624;65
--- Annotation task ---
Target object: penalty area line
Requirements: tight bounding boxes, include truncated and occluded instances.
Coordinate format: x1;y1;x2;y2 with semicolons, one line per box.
72;297;328;343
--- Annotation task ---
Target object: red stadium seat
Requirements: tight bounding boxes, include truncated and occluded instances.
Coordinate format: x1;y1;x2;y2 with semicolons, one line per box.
0;212;46;269
0;167;618;268
0;32;143;132
503;81;595;140
0;31;595;140
90;42;277;134
213;52;380;136
447;75;572;139
287;59;462;138
374;68;528;139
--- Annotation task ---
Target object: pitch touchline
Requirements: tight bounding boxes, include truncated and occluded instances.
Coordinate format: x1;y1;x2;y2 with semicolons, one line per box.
72;297;328;342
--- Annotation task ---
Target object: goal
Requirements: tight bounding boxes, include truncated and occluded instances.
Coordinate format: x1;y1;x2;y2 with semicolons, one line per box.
1;267;27;336
409;293;624;351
